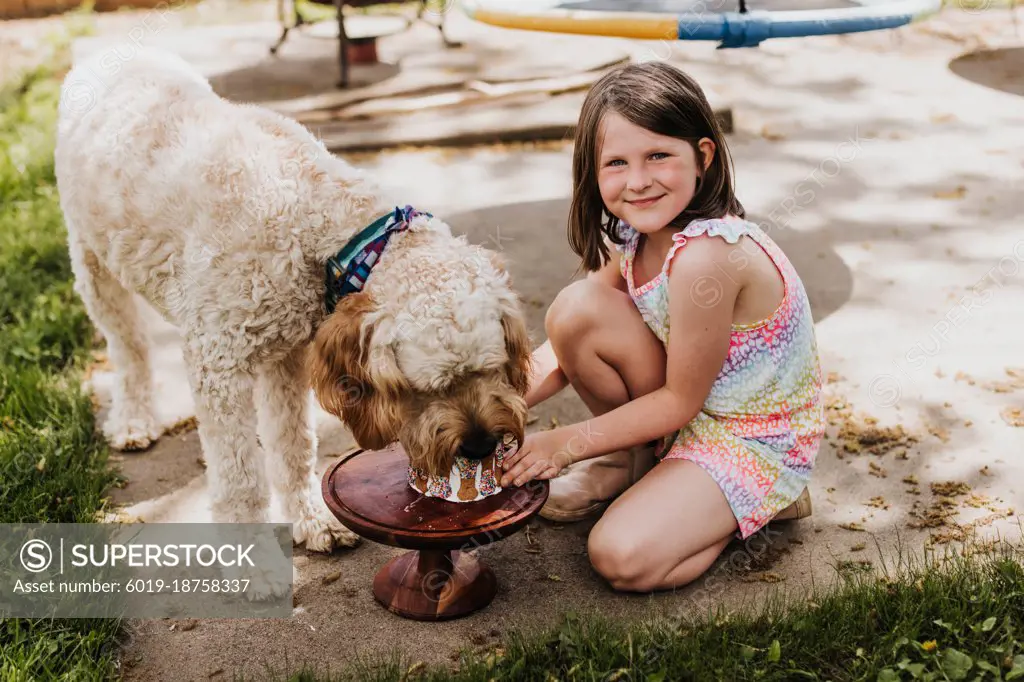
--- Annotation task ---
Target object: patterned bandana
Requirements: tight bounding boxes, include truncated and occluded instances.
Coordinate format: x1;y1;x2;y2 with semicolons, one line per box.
324;205;432;315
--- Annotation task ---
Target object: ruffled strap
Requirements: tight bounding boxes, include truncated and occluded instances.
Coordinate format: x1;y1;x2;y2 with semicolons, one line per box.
663;231;689;276
664;217;754;276
680;217;751;244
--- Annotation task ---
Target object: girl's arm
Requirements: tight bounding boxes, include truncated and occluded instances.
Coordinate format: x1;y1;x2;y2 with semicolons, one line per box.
551;237;741;463
524;339;568;409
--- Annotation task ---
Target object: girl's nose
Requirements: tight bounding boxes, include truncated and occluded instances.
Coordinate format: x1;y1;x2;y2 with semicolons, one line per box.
626;166;652;192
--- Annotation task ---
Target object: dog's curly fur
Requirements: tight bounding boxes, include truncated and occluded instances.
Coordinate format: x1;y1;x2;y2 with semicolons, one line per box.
55;47;530;553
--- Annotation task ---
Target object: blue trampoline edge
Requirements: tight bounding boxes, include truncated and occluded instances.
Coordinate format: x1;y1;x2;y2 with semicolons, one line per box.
675;1;944;47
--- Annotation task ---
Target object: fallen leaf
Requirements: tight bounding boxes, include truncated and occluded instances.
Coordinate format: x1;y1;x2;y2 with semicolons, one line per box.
850;543;866;552
840;522;866;532
523;525;535;544
931;481;971;497
963;493;992;509
838;559;873;572
927;423;951;443
547;574;562;582
902;475;919;485
321;571;342;585
1000;406;1024;427
955;371;976;386
933;185;966;200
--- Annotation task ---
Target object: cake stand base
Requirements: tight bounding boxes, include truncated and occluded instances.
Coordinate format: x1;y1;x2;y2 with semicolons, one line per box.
372;548;496;621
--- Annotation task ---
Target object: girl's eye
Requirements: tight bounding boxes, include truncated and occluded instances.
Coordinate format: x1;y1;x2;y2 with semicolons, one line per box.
606;159;625;167
650;152;669;160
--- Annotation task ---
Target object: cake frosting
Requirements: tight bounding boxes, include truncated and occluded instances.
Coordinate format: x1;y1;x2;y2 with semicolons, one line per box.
408;437;517;502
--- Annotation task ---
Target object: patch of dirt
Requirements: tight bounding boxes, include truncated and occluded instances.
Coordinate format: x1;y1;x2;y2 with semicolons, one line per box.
825;396;919;458
906;479;1016;546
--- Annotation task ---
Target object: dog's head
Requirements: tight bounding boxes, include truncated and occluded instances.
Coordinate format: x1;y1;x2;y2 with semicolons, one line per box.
309;228;530;479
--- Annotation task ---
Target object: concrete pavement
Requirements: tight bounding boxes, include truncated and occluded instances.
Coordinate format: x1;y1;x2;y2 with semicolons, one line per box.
70;4;1024;678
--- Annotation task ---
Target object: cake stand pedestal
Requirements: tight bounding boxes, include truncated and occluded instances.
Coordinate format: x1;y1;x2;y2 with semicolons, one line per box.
321;443;548;621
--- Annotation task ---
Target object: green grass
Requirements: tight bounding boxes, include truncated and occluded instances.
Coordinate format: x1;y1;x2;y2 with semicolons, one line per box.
0;45;125;680
262;544;1024;682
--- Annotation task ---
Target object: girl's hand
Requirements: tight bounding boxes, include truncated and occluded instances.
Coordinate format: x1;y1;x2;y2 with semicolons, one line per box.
500;429;575;488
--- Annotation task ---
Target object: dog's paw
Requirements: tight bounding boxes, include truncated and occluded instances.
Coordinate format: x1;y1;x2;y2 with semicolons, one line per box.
293;506;360;552
102;412;162;451
242;564;293;602
222;537;294;602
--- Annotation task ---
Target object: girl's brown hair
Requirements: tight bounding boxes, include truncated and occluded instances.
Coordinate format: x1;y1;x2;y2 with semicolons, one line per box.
568;61;745;272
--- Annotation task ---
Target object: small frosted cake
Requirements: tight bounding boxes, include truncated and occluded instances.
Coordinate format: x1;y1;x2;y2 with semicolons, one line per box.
408;437;518;503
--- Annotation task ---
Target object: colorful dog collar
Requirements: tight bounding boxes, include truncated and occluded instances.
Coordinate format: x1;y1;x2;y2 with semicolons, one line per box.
324;205;432;314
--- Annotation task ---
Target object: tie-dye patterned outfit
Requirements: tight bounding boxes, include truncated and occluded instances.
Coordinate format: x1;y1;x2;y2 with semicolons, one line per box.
614;216;824;539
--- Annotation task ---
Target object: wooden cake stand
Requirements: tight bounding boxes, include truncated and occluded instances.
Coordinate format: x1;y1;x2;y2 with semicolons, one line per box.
321;443;548;621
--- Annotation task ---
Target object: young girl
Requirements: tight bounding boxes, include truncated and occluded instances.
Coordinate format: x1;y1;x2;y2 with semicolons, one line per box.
499;61;824;593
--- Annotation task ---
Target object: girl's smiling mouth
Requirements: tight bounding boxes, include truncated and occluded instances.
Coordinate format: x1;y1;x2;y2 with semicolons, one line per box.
627;195;664;208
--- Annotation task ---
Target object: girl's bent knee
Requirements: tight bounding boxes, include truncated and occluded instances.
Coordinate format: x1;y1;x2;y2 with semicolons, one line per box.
588;529;656;592
545;280;628;343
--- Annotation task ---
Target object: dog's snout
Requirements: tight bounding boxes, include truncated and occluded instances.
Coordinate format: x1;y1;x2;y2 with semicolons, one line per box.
458;431;499;460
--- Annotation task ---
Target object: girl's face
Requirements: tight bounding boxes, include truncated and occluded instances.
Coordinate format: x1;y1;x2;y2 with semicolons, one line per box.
596;111;714;235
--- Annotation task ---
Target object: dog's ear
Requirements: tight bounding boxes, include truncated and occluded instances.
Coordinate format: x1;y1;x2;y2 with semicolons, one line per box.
500;307;532;396
485;250;533;396
308;292;406;449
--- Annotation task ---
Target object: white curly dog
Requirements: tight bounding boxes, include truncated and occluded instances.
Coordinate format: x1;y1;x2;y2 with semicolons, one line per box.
54;47;530;571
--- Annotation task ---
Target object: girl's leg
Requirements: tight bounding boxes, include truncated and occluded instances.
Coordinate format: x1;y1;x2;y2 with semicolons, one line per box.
539;279;666;520
588;459;738;592
545;278;665;425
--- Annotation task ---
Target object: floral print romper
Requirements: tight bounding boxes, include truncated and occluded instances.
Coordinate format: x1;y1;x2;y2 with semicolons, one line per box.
614;216;825;539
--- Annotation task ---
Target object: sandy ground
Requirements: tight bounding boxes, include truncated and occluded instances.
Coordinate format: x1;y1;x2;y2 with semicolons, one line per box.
4;2;1023;679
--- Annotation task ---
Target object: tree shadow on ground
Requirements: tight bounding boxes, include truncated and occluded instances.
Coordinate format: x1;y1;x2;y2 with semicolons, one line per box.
446;197;853;344
949;46;1024;98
